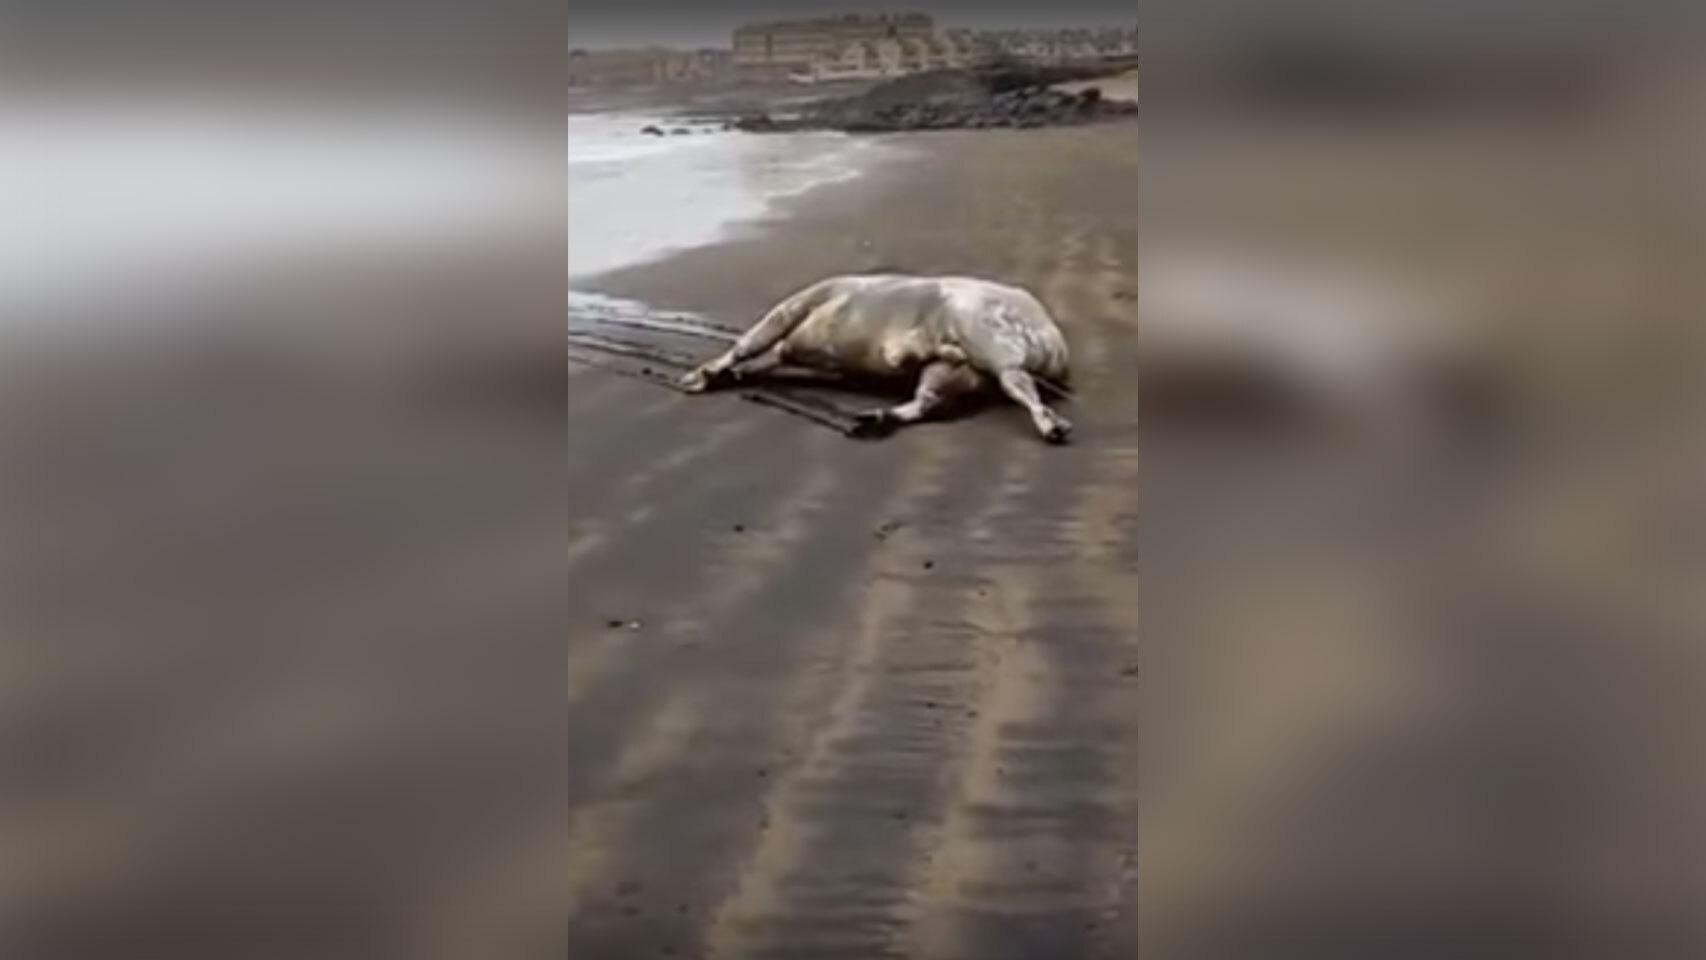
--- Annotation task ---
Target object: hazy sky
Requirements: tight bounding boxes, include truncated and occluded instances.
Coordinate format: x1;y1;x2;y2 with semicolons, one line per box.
569;1;1138;50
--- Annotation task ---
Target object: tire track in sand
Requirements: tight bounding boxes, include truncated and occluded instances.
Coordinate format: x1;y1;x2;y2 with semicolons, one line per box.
567;428;916;959
701;433;1028;959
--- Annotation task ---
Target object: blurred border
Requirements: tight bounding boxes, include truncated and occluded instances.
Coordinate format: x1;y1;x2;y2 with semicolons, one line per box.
1139;3;1705;958
1;3;568;958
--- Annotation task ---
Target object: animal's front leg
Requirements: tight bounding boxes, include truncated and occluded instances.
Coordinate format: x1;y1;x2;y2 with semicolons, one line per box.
679;350;736;393
681;294;814;392
680;344;785;393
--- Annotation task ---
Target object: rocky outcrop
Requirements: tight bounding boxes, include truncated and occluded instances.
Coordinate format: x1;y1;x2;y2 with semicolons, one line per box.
730;66;1137;135
731;113;782;133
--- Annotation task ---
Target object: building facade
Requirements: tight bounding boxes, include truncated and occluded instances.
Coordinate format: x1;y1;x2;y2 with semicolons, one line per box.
732;13;935;77
975;26;1138;65
735;18;1136;85
567;47;732;87
803;32;982;83
574;18;1140;89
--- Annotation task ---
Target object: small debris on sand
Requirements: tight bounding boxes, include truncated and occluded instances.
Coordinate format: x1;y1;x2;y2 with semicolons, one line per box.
873;519;905;541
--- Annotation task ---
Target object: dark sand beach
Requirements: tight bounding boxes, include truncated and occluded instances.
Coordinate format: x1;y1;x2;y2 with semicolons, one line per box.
568;120;1139;958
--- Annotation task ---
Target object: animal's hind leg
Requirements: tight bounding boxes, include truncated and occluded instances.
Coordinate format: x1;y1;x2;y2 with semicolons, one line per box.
851;362;980;438
996;368;1073;443
681;297;812;392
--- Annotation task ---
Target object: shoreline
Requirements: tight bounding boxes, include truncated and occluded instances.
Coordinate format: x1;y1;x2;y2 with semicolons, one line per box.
574;119;1137;376
568;78;877;117
568;114;903;285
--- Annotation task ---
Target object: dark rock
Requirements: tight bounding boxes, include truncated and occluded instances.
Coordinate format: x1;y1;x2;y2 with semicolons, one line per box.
669;127;691;135
733;113;779;132
639;125;664;136
738;66;1136;136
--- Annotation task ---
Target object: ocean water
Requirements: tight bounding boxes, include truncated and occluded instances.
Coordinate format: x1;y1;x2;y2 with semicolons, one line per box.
568;112;886;284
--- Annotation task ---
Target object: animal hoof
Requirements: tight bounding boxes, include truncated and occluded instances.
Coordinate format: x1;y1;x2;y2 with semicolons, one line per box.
1041;416;1073;444
850;410;897;438
678;369;709;393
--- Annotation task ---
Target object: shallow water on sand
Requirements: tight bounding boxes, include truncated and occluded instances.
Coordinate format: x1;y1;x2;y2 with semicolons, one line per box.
567;112;887;283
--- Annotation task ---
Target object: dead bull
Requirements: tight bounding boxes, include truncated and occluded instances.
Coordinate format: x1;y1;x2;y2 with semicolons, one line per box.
680;274;1073;442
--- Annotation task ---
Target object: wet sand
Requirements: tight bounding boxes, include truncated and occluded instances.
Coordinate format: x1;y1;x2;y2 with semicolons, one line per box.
569;121;1139;958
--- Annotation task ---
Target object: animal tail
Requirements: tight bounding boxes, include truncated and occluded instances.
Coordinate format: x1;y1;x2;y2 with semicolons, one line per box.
1036;375;1075;401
